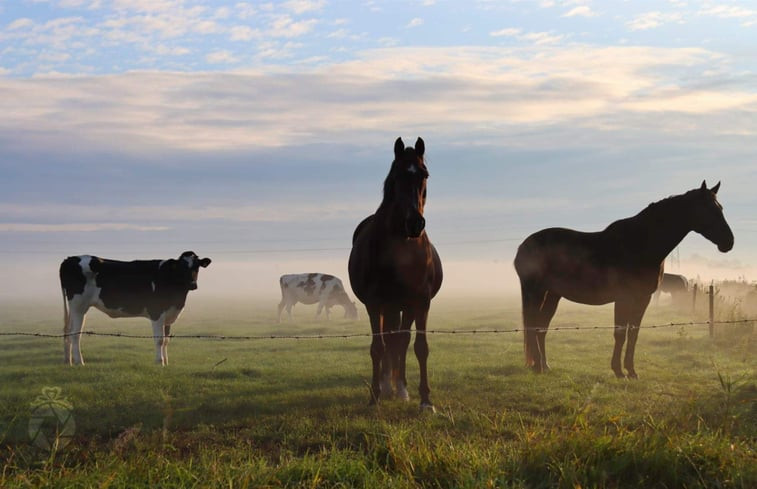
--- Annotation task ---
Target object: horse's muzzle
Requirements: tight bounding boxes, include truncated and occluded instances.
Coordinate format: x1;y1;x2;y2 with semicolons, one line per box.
406;214;426;238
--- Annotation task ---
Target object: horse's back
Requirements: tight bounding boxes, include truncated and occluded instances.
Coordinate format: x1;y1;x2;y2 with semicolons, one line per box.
514;227;600;278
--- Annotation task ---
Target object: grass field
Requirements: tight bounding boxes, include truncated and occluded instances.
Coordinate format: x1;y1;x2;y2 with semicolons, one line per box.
0;296;755;488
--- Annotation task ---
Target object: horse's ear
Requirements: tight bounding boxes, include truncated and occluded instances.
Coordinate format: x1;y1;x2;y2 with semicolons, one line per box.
700;180;707;191
711;181;721;194
415;137;425;157
394;137;404;159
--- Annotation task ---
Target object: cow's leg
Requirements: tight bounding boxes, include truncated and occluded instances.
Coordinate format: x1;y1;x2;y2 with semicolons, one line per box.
325;306;331;320
413;305;433;409
395;309;413;402
277;299;286;323
624;295;650;379
161;322;173;366
367;304;384;405
286;303;293;321
315;301;324;319
69;311;87;365
381;307;401;399
152;320;166;366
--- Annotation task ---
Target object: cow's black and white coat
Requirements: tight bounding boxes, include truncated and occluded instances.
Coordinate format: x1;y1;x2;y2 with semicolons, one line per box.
277;273;358;322
59;251;211;365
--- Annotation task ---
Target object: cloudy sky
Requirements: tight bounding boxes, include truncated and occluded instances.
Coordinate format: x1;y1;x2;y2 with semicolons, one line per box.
1;0;756;301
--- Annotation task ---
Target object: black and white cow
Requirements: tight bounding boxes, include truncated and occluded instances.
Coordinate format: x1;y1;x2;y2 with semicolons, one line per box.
278;273;358;322
59;251;211;365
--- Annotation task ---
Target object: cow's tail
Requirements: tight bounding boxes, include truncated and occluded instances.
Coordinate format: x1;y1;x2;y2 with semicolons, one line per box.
61;285;70;335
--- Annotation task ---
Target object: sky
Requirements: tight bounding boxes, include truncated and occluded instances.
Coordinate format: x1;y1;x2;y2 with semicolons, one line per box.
1;0;756;302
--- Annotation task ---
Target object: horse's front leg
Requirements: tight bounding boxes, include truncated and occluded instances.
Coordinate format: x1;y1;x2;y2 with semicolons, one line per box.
380;307;401;399
612;300;631;378
394;309;414;402
366;304;384;405
413;305;433;410
624;295;651;379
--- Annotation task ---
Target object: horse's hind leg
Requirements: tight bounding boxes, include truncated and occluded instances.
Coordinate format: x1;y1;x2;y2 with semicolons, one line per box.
520;279;541;370
520;279;557;373
537;291;560;372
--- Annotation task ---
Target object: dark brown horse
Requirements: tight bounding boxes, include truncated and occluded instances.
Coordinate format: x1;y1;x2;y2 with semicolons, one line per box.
514;182;733;378
348;137;443;409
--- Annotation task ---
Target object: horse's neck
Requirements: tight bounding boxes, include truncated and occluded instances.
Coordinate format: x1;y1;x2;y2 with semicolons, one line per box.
374;202;403;237
624;199;693;263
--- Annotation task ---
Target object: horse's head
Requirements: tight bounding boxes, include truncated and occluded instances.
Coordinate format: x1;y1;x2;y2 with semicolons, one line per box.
690;181;734;252
383;137;429;238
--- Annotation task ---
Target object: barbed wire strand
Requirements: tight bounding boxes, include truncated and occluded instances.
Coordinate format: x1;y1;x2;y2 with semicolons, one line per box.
0;319;753;341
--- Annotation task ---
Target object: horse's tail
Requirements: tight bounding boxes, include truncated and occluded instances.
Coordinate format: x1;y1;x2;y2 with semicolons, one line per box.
519;280;535;367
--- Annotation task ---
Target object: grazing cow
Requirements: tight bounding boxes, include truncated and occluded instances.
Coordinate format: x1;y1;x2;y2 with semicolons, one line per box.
654;273;689;306
59;251;211;365
278;273;358;322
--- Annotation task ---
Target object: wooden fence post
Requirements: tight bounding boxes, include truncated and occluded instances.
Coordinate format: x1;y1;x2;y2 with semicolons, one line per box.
692;285;697;315
708;283;715;338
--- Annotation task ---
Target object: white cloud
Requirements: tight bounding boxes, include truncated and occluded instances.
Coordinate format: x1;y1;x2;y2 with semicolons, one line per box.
490;28;521;37
205;50;238;64
235;2;257;19
406;17;424;28
283;0;326;14
268;15;318;37
230;25;260;41
7;18;35;30
699;5;757;25
627;11;683;31
0;46;753;152
563;6;597;18
491;27;563;45
520;31;564;45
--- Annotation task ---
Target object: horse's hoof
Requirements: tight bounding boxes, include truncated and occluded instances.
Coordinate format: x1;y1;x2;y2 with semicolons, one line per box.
626;371;638;380
420;402;436;413
613;371;625;379
396;386;410;402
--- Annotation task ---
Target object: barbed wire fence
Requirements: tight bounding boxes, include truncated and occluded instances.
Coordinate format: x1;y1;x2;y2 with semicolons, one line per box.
0;318;753;341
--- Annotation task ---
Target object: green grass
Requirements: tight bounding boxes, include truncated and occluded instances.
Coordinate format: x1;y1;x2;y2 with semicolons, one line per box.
0;296;755;488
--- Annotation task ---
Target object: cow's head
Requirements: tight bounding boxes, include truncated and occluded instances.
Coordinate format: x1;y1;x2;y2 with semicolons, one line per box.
344;300;358;320
177;251;212;290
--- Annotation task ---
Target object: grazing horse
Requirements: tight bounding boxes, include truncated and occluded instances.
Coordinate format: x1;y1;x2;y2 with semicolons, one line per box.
514;182;733;378
348;137;443;409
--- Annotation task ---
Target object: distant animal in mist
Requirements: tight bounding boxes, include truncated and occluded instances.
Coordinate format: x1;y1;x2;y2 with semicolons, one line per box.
277;273;358;322
349;137;443;410
59;251;211;365
654;273;689;307
514;181;733;379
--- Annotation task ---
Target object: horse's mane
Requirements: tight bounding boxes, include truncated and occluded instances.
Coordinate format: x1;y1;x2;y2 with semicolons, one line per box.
604;189;697;232
637;189;698;218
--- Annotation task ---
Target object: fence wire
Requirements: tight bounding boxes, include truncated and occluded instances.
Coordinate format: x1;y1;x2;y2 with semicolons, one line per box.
0;319;753;341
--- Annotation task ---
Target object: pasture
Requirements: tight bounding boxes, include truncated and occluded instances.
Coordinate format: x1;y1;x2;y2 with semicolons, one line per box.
0;296;755;488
